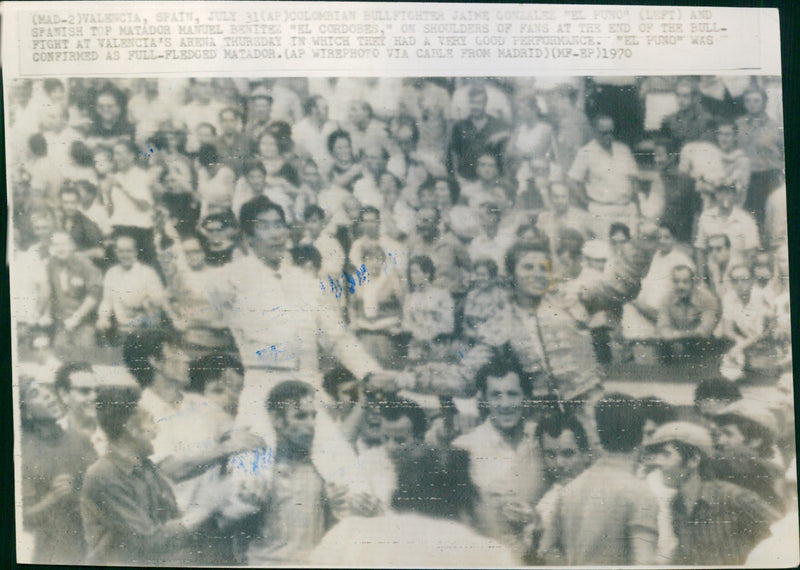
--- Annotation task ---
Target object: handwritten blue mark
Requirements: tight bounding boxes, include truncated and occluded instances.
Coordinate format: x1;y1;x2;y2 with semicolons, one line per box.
228;446;274;474
320;265;370;298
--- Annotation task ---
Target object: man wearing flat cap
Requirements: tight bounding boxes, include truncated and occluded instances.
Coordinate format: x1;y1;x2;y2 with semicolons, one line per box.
645;421;780;565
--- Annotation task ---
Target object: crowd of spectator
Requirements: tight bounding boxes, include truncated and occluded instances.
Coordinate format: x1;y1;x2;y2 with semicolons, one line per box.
11;75;794;566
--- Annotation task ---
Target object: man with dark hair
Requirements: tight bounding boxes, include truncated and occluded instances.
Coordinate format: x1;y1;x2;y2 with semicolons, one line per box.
310;447;516;566
357;396;428;509
541;392;658;565
122;331;260;493
221;380;333;565
407;205;472;297
533;412;592;562
215;106;250;176
644;421;779;565
96;234;167;338
452;357;545;559
660;79;717;163
711;400;785;510
81;386;220;565
656;264;722;364
568;115;640;237
57;184;105;263
215;195;393;490
54;361;104;454
447;84;509;182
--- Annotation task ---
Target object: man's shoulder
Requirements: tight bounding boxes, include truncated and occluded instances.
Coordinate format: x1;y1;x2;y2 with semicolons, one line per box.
84;455;120;486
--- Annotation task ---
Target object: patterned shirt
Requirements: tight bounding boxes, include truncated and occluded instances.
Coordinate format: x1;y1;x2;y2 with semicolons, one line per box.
671;479;779;565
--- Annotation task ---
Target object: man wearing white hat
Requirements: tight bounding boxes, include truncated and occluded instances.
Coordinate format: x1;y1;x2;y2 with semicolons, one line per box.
711;400;786;510
645;421;779;565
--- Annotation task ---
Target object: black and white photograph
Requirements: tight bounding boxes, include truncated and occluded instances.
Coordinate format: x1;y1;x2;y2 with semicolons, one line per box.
4;2;797;568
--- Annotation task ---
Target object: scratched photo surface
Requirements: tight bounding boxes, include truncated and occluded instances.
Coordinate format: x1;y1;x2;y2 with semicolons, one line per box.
8;75;796;567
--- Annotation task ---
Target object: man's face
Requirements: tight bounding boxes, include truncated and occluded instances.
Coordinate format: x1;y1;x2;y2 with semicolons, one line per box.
542;430;586;484
302;163;322;190
595;118;615;148
305;215;325;241
383;415;416;463
60;192;80;217
49;232;75;261
657;227;675;254
96;93;121;123
360;406;384;447
707;237;730;266
181;238;206;271
251;209;289;258
114;237;138;269
220;111;241;135
206;369;244;416
676;84;694;111
417;188;438;210
348;102;370;130
649;442;688;489
274;396;316;453
203;221;236;252
415;207;439;240
550;184;570;214
485;373;525;433
251;97;271;122
61;370;98;423
258;133;280;158
479;206;501;234
245;168;267;193
744;92;765;115
672;268;694;300
610;230;629;254
127;408;158;458
716;125;736;152
332;137;353;163
158;343;192;389
25;384;64;423
468;92;488;119
463;299;509;347
729;267;752;300
360;212;381;240
476;155;498;182
363;147;386;175
514;251;553;298
433;181;452;209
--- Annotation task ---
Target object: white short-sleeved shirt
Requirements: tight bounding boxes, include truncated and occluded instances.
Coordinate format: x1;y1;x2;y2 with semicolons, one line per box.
694;206;760;262
568;140;638;206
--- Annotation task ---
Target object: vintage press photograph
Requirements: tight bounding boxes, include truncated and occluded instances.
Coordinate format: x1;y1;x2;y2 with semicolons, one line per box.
7;74;795;566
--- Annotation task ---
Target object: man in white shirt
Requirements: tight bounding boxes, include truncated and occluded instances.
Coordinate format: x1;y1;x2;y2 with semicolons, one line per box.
453;358;546;558
695;183;760;272
293;95;339;177
214;196;393;489
622;225;695;340
568;115;640;238
96;235;166;337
